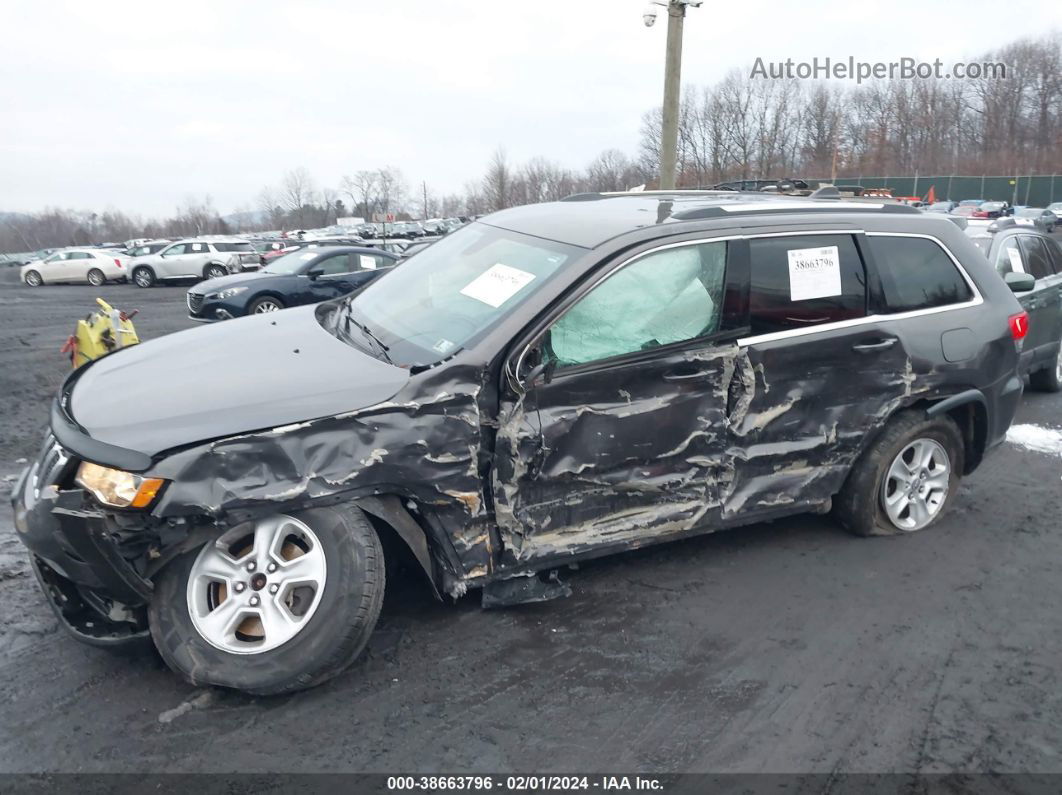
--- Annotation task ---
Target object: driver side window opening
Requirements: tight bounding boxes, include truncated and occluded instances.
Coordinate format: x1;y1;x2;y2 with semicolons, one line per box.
545;241;727;369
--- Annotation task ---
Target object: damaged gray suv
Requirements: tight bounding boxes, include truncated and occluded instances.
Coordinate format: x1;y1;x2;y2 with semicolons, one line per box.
13;192;1030;694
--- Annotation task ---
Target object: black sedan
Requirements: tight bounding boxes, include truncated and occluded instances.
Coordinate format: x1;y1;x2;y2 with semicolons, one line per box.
186;246;398;321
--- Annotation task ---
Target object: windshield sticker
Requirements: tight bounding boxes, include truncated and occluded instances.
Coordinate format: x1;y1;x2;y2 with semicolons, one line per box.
460;264;536;308
787;245;842;301
433;338;456;354
359;255;377;270
1007;247;1024;272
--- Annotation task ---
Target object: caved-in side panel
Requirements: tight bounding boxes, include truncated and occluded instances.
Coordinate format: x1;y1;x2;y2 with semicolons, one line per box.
148;364;494;584
724;328;921;517
494;344;746;565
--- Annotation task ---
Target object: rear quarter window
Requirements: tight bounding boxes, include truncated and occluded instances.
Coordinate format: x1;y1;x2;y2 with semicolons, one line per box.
748;234;866;335
867;236;972;313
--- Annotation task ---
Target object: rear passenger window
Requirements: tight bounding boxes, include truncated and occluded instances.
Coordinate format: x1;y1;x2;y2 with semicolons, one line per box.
867;236;972;313
1018;236;1055;280
748;235;865;335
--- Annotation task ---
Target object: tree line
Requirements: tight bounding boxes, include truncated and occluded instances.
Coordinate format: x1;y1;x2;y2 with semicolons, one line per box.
2;32;1057;254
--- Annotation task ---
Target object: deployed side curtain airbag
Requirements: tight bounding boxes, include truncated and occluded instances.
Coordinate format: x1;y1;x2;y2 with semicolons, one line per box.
550;243;725;366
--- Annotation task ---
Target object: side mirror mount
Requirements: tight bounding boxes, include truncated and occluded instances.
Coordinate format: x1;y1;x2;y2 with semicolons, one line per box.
522;358;556;390
1005;271;1035;293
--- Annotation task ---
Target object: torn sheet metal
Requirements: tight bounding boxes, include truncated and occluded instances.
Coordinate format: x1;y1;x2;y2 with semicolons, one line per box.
147;362;497;591
492;329;939;570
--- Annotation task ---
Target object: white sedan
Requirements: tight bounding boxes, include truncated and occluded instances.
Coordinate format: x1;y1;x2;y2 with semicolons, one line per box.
21;249;130;287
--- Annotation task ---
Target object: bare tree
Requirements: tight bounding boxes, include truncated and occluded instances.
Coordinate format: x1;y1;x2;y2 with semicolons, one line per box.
281;168;316;227
482;149;513;211
340;171;378;220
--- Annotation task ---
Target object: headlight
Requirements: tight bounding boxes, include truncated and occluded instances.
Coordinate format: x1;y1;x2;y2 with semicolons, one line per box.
210;286;247;300
75;462;166;509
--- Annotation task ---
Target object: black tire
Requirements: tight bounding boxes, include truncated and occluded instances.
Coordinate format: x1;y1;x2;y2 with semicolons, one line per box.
834;410;964;537
24;270;42;287
133;266;156;288
149;505;385;695
249;295;285;314
204;264;227;280
1029;346;1062;392
87;268;105;286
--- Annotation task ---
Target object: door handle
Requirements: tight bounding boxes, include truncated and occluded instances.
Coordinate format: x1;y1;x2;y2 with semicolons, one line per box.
852;337;898;353
663;368;710;381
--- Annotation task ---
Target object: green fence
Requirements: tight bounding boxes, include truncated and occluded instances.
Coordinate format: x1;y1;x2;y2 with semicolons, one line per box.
808;175;1062;206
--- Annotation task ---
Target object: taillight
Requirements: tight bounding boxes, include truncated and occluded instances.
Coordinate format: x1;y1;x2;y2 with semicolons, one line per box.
1009;311;1029;340
114;258;123;268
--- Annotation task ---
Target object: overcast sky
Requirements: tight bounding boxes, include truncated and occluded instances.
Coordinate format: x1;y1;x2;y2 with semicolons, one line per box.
2;0;1057;217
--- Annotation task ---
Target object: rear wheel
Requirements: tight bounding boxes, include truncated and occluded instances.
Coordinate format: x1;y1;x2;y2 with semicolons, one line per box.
1029;344;1062;392
249;296;284;314
835;411;964;537
204;264;227;280
133;266;156;288
149;505;385;695
87;268;105;286
24;270;42;287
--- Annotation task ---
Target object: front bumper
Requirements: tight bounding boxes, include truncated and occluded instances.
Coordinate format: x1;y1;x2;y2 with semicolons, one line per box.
12;436;152;644
187;292;242;322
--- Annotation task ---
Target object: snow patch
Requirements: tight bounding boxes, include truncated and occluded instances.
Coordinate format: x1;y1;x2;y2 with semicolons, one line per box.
1006;424;1062;456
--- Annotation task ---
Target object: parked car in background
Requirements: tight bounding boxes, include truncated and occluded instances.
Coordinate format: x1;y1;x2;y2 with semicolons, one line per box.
926;201;958;214
1012;207;1057;233
126;240;171;258
186;246;399;321
972;201;1010;220
21;248;58;265
967;226;1062;390
21;248;129;286
13;193;1028;694
129;238;257;287
1046;202;1062;219
958;199;985;207
950;206;980;219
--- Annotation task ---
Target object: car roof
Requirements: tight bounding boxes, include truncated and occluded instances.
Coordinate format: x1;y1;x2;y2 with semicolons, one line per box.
480;190;925;249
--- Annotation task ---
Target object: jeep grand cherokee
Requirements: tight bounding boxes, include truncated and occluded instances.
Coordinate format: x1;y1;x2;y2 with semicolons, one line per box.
13;191;1029;694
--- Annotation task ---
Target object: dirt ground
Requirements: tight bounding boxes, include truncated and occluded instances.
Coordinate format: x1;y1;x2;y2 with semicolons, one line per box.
1;274;1061;775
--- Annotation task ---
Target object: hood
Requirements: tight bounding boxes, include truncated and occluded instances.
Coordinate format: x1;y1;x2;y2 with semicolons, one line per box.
190;270;280;294
68;305;409;457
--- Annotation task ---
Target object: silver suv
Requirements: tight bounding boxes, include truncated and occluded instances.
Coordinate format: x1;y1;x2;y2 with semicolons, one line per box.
129;238;259;287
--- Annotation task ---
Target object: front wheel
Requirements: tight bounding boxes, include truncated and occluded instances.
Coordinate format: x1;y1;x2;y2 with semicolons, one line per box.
24;270;42;287
149;505;385;695
834;411;964;537
133;266;156;288
249;296;284;314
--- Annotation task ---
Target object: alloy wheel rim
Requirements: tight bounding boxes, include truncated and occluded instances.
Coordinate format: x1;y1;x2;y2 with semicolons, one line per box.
881;438;951;531
26;272;41;286
88;272;103;285
186;515;327;655
254;301;281;313
135;271;151;286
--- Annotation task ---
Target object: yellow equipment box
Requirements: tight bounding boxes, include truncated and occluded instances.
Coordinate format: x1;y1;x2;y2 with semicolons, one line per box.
62;298;140;369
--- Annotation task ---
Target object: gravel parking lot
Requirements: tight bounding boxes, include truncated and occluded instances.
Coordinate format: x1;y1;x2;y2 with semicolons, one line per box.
1;276;1060;774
